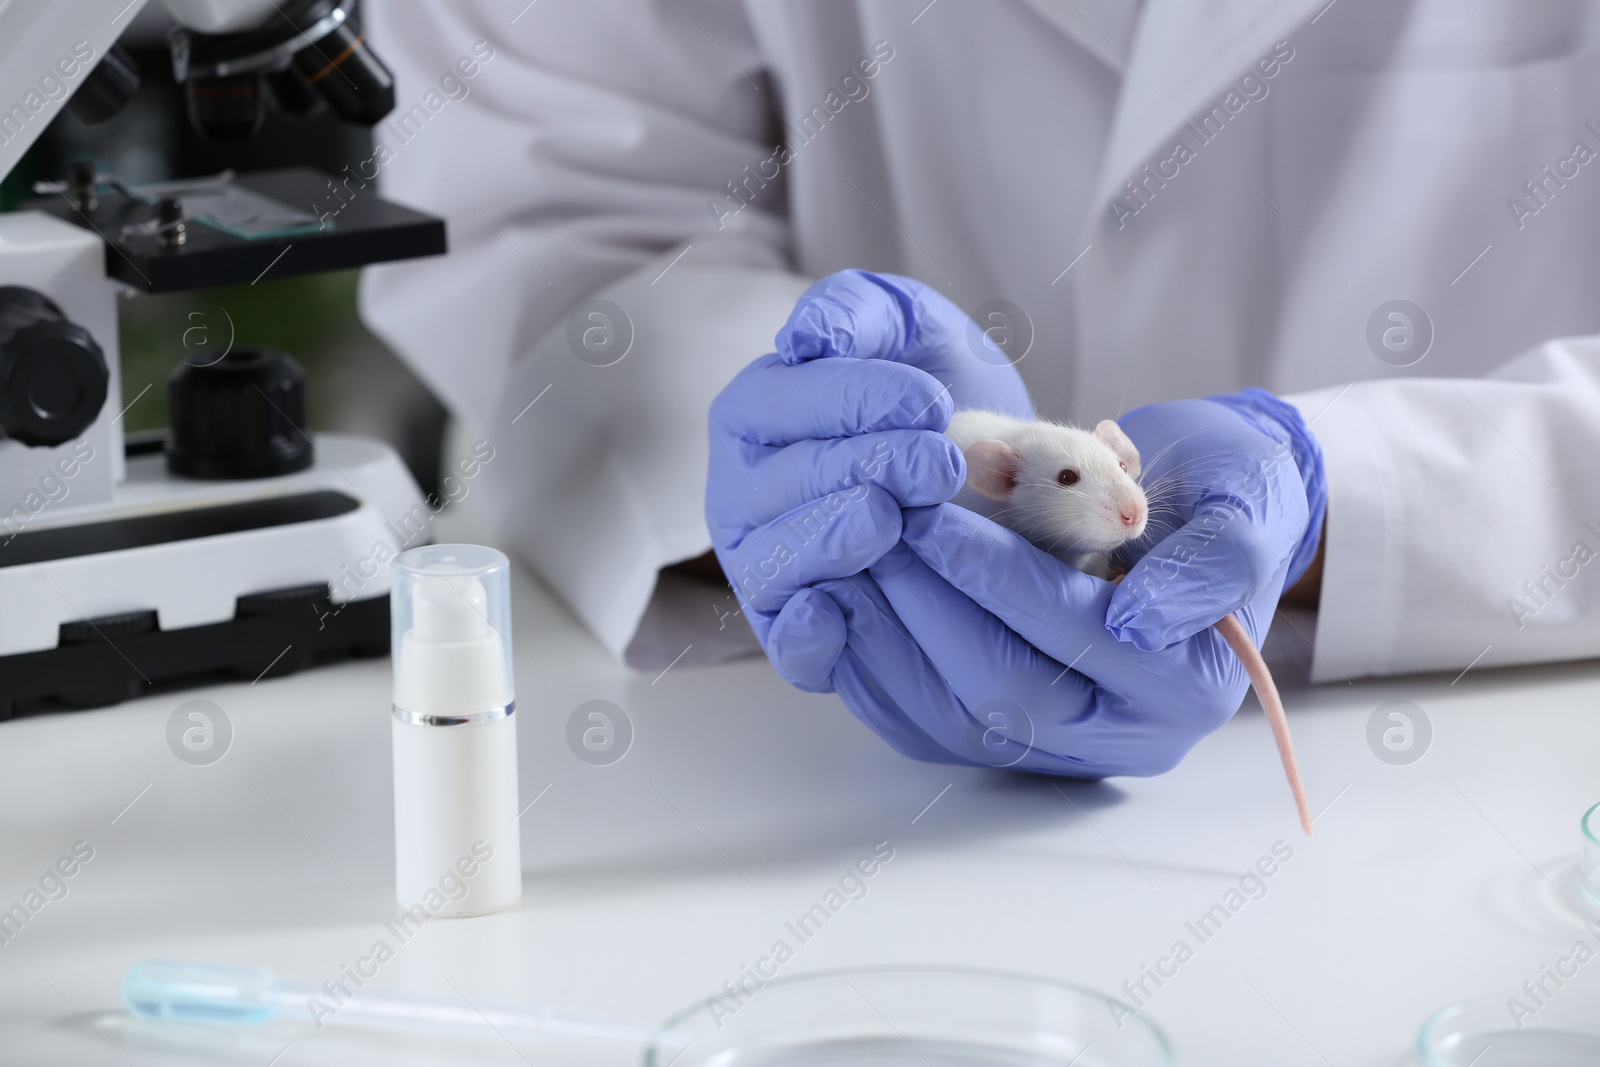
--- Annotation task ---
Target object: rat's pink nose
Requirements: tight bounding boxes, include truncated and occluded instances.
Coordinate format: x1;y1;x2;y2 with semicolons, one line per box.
1119;504;1144;527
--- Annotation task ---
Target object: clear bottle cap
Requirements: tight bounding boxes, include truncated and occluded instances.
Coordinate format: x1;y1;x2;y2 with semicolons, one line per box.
391;544;514;718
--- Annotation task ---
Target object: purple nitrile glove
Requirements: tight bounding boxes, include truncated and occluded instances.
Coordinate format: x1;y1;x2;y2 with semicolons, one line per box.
845;389;1324;775
1107;389;1327;651
704;270;1030;692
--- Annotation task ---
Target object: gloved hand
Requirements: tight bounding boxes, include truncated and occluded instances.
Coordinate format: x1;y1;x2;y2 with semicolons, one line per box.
1108;389;1327;650
710;264;1328;777
705;270;1032;689
765;389;1326;778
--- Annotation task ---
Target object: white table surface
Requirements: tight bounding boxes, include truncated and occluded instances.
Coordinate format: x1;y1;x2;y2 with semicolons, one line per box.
3;510;1598;1067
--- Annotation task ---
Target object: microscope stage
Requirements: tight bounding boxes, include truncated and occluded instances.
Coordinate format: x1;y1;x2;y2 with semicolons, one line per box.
30;167;446;293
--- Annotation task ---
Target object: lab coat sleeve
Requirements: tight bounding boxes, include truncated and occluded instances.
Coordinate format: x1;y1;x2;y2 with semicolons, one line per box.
1286;338;1600;682
356;0;813;664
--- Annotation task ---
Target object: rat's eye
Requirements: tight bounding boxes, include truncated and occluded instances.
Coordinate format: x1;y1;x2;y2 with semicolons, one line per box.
1118;461;1128;472
1056;468;1079;487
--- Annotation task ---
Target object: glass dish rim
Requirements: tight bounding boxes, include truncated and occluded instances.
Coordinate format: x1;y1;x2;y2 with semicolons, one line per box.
652;962;1174;1064
1416;994;1600;1066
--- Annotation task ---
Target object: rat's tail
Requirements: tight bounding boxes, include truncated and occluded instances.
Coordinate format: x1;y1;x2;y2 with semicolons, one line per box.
1214;614;1314;837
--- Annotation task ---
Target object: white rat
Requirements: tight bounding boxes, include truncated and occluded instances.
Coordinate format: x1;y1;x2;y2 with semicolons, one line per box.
945;409;1313;836
944;410;1148;578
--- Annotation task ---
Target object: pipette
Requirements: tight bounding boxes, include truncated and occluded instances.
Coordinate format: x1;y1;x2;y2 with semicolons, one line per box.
123;960;686;1048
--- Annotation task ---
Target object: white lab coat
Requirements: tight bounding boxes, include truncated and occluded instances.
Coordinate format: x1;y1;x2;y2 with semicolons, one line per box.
360;0;1600;683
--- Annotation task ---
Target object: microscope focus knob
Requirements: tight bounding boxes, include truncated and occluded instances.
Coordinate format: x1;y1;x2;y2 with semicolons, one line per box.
0;287;110;448
167;347;313;479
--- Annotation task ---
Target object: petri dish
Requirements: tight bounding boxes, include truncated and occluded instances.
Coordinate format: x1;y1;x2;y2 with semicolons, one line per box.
1418;996;1600;1065
644;966;1172;1067
1582;802;1600;909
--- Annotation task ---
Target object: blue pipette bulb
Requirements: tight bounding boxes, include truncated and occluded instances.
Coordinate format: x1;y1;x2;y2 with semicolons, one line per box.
123;960;282;1025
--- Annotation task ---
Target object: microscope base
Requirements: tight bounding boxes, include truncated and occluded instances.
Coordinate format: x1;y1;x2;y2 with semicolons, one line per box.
0;586;388;719
0;433;430;718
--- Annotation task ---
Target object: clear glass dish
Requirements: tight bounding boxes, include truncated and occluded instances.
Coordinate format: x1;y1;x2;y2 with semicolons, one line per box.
1418;996;1600;1065
644;966;1172;1067
1582;802;1600;909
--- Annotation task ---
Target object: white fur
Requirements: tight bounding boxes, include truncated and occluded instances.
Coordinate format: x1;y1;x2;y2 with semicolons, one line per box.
944;409;1148;578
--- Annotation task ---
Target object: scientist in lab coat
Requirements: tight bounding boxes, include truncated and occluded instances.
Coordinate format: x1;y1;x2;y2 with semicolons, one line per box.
361;0;1600;775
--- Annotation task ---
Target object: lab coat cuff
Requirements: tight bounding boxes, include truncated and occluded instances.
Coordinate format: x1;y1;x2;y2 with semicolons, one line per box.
1284;385;1399;683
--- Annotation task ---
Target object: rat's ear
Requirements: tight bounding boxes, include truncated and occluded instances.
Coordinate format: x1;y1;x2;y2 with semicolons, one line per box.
1093;419;1141;478
963;439;1020;501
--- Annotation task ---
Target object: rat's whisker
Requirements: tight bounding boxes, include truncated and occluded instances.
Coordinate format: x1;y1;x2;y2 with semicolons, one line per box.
1139;451;1239;485
1132;429;1205;473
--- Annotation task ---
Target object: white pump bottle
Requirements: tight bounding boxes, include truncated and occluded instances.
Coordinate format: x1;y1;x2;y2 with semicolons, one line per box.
390;545;522;916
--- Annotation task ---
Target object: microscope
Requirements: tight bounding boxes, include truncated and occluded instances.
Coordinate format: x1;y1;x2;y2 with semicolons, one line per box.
0;0;444;716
